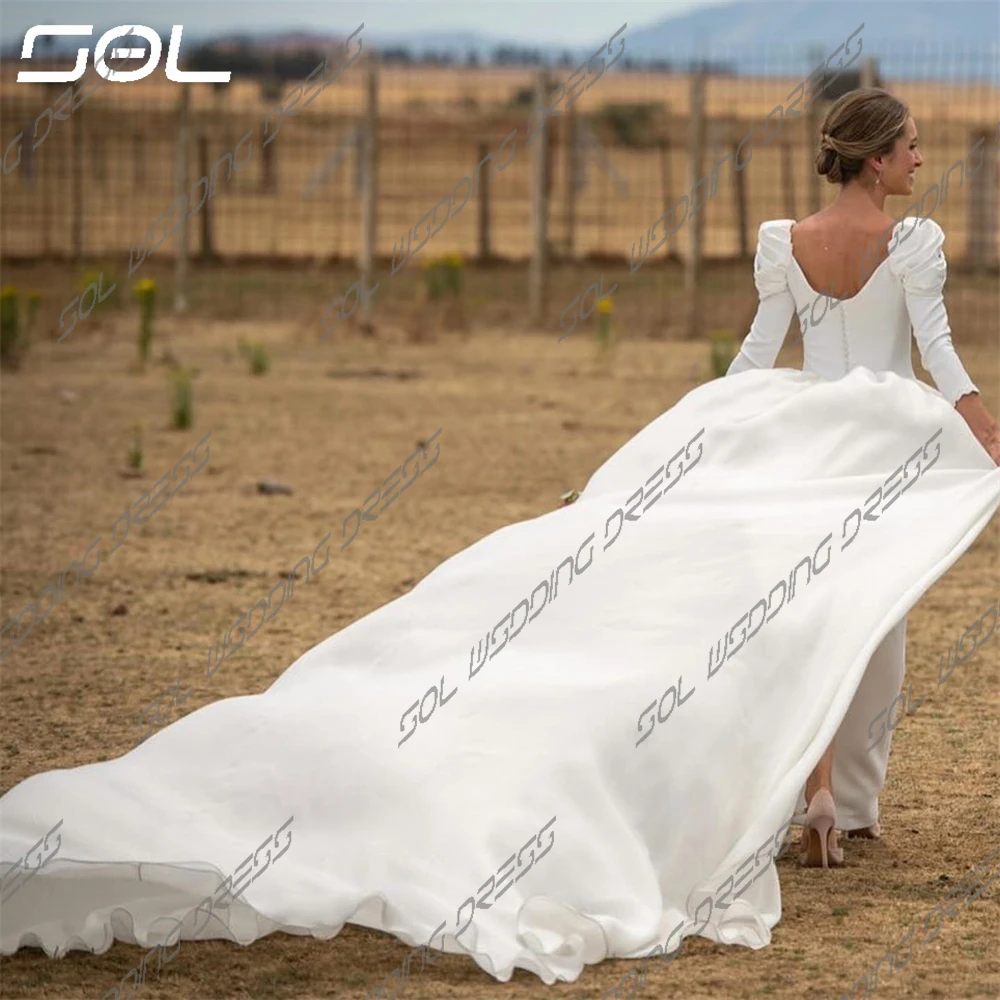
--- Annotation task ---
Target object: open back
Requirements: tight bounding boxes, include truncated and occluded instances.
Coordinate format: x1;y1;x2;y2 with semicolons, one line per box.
729;217;978;405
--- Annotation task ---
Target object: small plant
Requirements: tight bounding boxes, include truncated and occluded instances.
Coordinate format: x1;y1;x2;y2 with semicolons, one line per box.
709;329;738;378
596;294;614;348
169;367;195;429
238;337;271;376
595;294;615;366
82;267;119;310
135;279;156;369
422;253;464;301
128;422;144;472
1;286;23;368
249;343;270;375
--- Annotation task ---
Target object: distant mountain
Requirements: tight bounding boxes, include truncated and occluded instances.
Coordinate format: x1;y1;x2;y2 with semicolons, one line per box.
619;0;999;78
359;0;999;79
4;1;997;81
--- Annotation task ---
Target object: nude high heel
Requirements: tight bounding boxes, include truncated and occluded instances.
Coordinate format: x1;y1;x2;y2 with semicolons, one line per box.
799;788;845;868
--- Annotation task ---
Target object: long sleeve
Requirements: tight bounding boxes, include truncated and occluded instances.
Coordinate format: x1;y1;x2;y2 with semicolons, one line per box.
887;218;978;405
727;220;797;376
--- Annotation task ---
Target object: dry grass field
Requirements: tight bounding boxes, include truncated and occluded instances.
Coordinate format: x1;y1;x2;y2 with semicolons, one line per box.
0;256;998;999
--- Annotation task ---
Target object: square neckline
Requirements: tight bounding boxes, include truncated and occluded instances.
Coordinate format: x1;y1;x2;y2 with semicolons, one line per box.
787;219;903;305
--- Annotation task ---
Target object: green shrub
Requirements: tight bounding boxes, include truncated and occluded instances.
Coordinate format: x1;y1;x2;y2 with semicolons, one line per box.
709;329;738;378
250;344;270;375
80;267;120;310
422;253;464;301
135;279;156;369
169;367;195;429
1;286;23;368
128;422;144;471
238;337;271;375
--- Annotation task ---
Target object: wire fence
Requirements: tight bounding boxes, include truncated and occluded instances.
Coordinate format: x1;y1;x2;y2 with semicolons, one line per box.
1;35;998;341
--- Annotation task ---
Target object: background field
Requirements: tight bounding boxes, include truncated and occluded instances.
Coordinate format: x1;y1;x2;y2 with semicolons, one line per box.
2;52;999;281
1;30;999;1000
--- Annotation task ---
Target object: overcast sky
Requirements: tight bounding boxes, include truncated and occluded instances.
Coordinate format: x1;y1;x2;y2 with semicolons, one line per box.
0;0;737;47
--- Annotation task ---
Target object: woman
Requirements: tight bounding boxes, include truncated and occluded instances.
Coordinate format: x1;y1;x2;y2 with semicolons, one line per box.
2;89;999;987
726;88;1000;867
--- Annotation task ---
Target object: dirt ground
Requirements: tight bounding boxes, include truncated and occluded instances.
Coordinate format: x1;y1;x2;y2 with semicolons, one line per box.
0;264;998;1000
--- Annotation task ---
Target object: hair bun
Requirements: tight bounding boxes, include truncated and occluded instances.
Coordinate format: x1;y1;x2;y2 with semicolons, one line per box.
815;136;844;183
819;132;849;159
815;89;910;187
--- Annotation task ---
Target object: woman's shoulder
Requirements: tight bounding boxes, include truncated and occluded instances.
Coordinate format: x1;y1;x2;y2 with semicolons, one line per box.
756;219;794;257
887;216;946;278
890;214;944;242
753;220;794;294
758;218;795;239
884;217;947;293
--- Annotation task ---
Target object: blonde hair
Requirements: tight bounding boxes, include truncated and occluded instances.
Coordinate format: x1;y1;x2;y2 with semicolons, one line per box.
815;88;910;185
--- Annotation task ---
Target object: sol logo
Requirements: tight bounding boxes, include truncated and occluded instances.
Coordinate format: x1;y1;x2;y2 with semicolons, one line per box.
17;24;231;84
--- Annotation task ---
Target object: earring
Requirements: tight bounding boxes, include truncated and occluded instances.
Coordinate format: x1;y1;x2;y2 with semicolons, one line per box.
875;172;881;187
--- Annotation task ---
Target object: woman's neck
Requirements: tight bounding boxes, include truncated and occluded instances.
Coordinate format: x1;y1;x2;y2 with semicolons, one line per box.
836;179;887;214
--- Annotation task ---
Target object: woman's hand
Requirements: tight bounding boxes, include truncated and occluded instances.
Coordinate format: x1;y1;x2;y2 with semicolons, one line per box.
955;392;1000;466
985;428;1000;466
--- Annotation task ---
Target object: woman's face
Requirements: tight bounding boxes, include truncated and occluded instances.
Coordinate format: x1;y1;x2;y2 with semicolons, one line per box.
875;117;923;196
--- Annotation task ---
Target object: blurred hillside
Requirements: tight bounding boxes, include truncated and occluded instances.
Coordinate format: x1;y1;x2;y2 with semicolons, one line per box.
2;1;997;80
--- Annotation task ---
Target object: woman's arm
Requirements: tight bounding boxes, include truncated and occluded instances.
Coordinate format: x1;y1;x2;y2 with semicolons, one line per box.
890;220;996;462
726;289;797;376
954;392;1000;465
727;220;799;376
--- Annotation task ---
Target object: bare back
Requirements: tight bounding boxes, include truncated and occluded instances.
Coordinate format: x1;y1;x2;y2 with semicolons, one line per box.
790;208;897;302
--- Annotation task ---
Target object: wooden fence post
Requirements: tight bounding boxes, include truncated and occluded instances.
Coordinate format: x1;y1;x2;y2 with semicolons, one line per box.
781;141;796;221
967;126;999;272
477;141;491;261
685;70;706;339
659;129;674;257
564;104;577;260
530;71;550;326
360;56;379;332
733;133;749;260
657;129;675;336
133;131;146;190
72;103;84;261
174;86;191;314
198;135;216;261
260;79;278;195
806;45;823;216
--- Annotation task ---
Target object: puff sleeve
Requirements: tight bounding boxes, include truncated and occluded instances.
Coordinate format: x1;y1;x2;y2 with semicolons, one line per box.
887;217;978;404
727;220;797;376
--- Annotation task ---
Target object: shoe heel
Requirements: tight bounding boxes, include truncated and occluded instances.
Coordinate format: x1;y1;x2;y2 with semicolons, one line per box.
813;816;833;869
801;788;841;869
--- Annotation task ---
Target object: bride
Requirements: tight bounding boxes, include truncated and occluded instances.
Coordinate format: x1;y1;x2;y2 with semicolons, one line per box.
2;88;999;989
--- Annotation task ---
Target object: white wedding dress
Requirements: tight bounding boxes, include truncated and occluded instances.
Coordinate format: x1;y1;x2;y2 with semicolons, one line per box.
2;217;998;988
727;216;982;834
